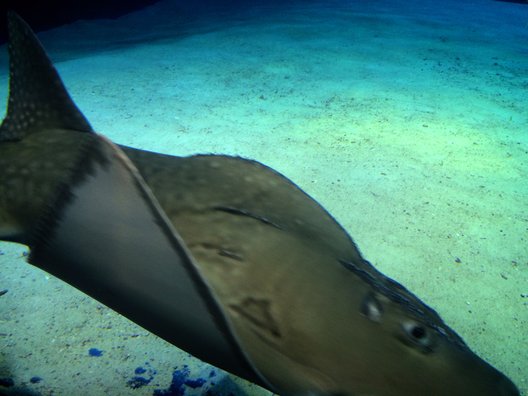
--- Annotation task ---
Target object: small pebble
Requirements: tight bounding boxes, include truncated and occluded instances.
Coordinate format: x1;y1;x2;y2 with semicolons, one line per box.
127;376;151;389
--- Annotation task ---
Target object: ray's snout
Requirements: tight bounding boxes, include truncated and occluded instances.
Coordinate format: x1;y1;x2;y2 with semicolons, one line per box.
464;353;520;396
498;374;521;396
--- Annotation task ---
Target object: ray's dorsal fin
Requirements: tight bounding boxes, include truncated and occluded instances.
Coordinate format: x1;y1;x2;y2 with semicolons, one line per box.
0;12;93;142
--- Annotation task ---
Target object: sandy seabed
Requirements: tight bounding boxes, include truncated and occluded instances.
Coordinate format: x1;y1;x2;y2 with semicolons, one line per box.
0;0;527;395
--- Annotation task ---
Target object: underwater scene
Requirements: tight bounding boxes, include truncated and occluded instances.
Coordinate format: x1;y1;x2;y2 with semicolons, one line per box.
0;0;527;395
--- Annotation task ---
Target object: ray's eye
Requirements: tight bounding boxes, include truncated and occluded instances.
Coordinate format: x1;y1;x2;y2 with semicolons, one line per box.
408;323;426;339
400;320;434;353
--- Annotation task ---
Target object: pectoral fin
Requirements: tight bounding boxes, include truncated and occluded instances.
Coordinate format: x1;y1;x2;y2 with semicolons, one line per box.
27;134;268;390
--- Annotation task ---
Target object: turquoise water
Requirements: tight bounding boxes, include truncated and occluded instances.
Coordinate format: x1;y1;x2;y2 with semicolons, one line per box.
0;0;526;394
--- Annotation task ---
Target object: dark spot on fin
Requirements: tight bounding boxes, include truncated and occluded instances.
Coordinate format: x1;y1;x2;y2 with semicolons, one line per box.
218;248;244;262
230;298;281;338
196;242;245;262
214;206;282;229
0;12;93;142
